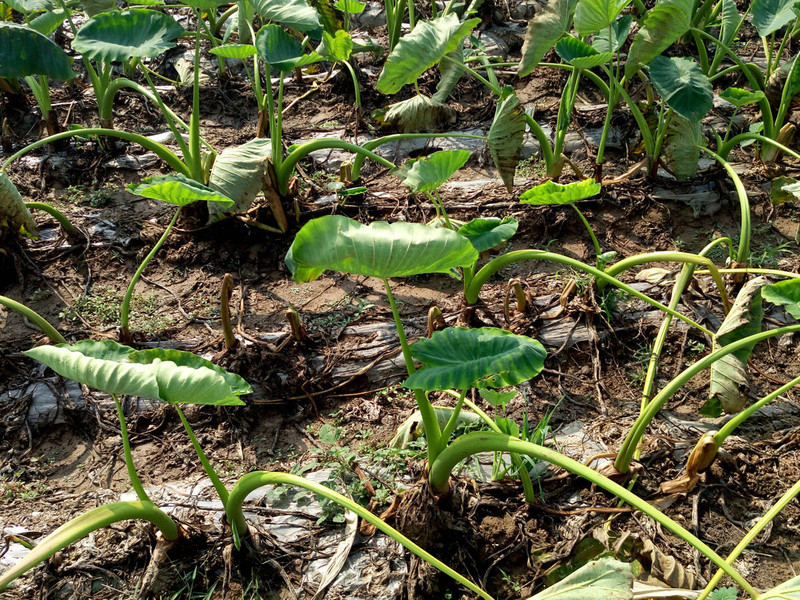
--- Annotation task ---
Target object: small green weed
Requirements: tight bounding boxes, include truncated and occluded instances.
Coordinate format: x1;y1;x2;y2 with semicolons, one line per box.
61;286;172;335
515;156;546;179
63;180;115;208
1;471;49;501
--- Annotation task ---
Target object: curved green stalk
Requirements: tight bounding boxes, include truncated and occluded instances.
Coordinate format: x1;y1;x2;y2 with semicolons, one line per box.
439;389;467;444
715;374;800;446
698;476;800;600
175;405;229;504
522;113;556;172
384;280;442;461
441;53;501;95
0;129;190;177
699;147;751;263
599;67;654;159
112;393;150;503
277;139;396;196
717;132;800;163
570;204;602;262
0;295;65;344
120;209;181;341
350;133;486;180
539;63;611;99
25;202;78;237
615;324;800;473
695;267;800;279
428;432;757;597
0;501;179;591
225;471;495;600
464;250;713;335
602;250;730;311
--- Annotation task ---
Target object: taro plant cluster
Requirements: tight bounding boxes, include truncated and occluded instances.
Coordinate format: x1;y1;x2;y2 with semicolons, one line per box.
5;0;800;597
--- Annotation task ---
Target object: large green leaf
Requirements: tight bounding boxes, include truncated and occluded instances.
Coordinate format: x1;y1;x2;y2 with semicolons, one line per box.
663;114;701;180
752;0;798;37
82;0;117;15
377;13;480;94
286;215;478;282
255;24;322;71
488;87;526;193
393;149;470;193
719;87;767;107
128;174;234;207
0;173;39;238
72;9;183;63
25;340;250;405
403;327;546;391
0;23;74;80
626;0;693;77
518;0;577;77
251;0;321;33
318;29;352;61
29;7;70;36
520;179;601;205
524;558;633;600
760;573;800;600
376;94;456;132
208;138;272;221
719;0;740;46
458;217;518;252
3;0;52;12
706;277;766;416
555;36;613;69
649;56;712;122
591;15;632;53
431;48;464;104
574;0;631;35
762;278;800;319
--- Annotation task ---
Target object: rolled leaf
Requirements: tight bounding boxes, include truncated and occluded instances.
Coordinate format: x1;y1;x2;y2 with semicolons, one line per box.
591;15;632;53
518;0;577;77
663;114;701;180
0;173;39;238
377;94;456;132
208;138;272;220
403;327;546;391
488;86;526;192
285;215;478;282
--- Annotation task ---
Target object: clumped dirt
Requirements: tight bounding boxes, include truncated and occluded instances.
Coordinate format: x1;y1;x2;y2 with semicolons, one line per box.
4;6;800;600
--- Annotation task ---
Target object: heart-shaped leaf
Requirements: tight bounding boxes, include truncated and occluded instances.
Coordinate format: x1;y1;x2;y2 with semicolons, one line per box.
208;138;272;221
251;0;322;33
520;179;601;205
255;24;323;71
591;15;632;53
519;0;577;77
393;149;470;193
129;174;234;207
72;9;183;63
0;23;74;80
318;29;353;61
403;327;546;391
574;0;632;35
488;86;526;192
752;0;798;37
719;87;767;107
762;278;800;319
458;217;518;252
25;340;251;405
555;36;613;69
626;0;693;77
649;55;712;122
377;13;480;94
286;215;478;282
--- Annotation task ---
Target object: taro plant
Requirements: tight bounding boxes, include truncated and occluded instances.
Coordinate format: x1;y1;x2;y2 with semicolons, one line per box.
0;340;251;591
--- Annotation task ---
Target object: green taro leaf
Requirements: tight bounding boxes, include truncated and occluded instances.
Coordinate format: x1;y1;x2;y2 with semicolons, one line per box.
318;29;353;61
286;215;478;282
770;176;799;204
431;48;464;104
752;0;798;37
719;0;740;46
179;0;230;8
3;0;52;13
29;7;70;36
649;55;712;122
478;388;518;407
377;13;480;94
762;278;800;320
403;327;546;391
209;43;258;59
377;94;456;132
72;9;183;63
591;15;632;53
626;0;693;77
574;0;632;36
719;87;767;107
663;114;701;180
82;0;118;14
26;340;249;406
488;87;526;192
128;174;234;207
252;0;322;33
334;0;365;12
520;178;601;205
760;573;800;600
255;24;322;71
555;36;612;69
0;173;39;238
0;23;74;80
393;149;470;193
524;557;633;600
707;277;766;415
458;217;518;252
208;138;272;221
519;0;578;76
